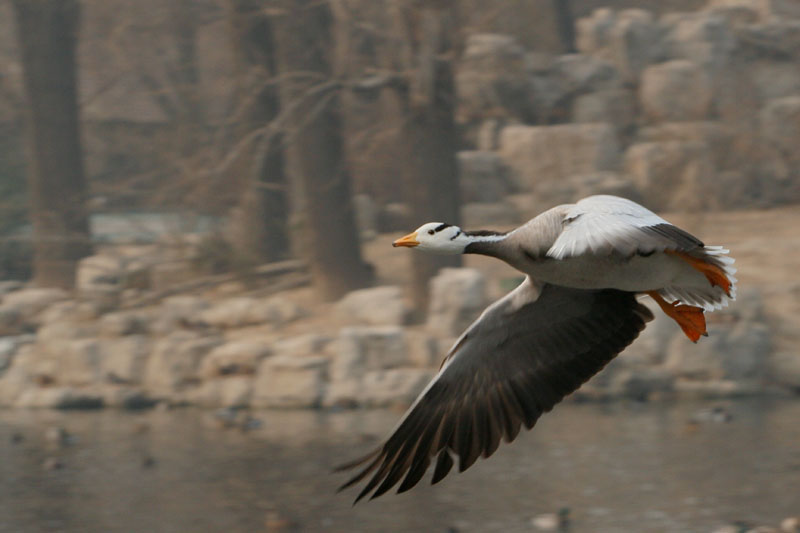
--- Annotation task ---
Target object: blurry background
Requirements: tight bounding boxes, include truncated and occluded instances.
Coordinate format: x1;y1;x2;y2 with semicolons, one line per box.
0;1;799;532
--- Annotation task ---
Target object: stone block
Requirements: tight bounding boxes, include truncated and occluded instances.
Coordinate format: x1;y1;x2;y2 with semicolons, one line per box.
200;296;305;329
273;333;332;358
0;334;34;376
99;310;149;337
640;60;712;122
101;335;151;384
457;151;513;203
331;326;408;382
144;332;223;395
252;355;328;408
637;121;734;170
578;9;665;82
760;96;800;165
1;288;68;322
58;339;105;386
664;13;737;71
624;141;716;211
551;54;623;96
706;0;800;21
427;268;487;338
406;330;442;368
359;368;435;408
499;123;620;192
199;340;272;378
456;34;535;123
334;286;409;326
572;89;636;135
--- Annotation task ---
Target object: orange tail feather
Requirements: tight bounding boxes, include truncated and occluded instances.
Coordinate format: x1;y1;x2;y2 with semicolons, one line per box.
665;250;732;297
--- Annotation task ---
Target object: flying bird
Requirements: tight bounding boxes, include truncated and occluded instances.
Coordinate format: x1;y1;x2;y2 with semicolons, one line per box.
336;195;736;502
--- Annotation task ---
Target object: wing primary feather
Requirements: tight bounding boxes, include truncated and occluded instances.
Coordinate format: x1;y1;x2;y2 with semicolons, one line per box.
354;436;419;503
354;456;396;502
452;407;473;468
394;416;443;494
396;454;431;494
473;398;491;459
334;448;381;473
458;405;482;472
337;453;383;492
481;393;503;458
431;449;454;485
508;378;544;428
353;457;391;503
396;435;434;494
495;388;523;442
370;441;419;499
370;408;445;499
431;405;457;454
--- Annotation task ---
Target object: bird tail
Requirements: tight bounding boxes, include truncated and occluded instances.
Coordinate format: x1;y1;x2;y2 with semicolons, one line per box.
660;246;737;311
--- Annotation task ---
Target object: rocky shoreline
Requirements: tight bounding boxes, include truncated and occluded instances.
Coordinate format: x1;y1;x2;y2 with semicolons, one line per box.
0;255;796;411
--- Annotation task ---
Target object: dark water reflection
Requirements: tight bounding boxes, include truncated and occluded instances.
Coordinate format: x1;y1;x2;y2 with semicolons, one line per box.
1;399;799;533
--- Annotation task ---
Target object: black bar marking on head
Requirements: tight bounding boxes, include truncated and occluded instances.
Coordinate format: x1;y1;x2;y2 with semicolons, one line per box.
434;223;452;233
449;230;462;240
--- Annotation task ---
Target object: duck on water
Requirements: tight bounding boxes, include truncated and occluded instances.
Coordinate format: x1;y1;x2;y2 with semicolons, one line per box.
337;195;737;503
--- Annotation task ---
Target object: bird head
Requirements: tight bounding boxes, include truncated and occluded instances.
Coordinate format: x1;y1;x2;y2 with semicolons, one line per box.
392;222;468;254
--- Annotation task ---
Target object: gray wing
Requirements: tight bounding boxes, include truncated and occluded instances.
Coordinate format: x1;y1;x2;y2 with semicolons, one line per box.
336;277;653;502
547;195;704;259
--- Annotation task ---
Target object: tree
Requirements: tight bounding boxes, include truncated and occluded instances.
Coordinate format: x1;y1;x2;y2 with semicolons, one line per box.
272;0;373;300
12;0;92;289
224;0;289;263
393;0;463;314
552;0;576;53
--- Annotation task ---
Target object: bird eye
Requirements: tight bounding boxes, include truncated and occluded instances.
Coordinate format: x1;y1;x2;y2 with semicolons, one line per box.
428;230;435;235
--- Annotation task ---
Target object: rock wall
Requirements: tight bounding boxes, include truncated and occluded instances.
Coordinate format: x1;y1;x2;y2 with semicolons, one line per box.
0;261;796;410
445;0;800;228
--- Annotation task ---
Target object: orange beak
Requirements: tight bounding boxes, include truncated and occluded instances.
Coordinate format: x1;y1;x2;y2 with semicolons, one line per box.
392;231;419;248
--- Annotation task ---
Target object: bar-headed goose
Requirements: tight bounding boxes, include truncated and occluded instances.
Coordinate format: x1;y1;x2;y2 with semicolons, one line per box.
337;195;736;502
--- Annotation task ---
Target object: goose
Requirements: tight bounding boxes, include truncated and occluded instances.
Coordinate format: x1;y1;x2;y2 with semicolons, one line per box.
336;194;736;502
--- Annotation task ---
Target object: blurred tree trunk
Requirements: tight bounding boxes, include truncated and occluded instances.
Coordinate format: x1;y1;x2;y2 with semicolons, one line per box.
225;0;289;263
12;0;91;289
394;1;462;315
552;0;576;53
169;0;201;120
272;0;373;300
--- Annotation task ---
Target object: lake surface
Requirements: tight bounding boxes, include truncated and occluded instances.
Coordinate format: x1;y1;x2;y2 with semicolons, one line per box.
1;399;798;533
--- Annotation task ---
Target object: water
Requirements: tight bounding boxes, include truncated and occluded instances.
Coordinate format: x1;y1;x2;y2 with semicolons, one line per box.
1;399;798;533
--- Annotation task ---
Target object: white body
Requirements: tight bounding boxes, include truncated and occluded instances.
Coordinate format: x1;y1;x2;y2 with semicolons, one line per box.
510;251;704;292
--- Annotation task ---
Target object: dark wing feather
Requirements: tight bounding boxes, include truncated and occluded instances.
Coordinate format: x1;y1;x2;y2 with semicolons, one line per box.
641;223;704;250
336;278;653;502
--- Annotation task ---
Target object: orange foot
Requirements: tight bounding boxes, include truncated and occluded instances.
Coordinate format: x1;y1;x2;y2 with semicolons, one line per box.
647;291;707;343
665;251;732;297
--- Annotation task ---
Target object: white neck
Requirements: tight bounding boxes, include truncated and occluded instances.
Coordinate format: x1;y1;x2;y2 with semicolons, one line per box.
467;233;508;243
462;231;511;256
